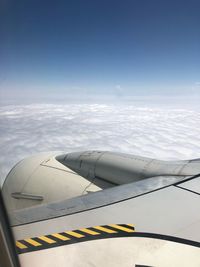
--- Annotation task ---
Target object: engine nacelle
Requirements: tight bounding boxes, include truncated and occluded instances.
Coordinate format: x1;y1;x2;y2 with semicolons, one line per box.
2;152;102;212
2;150;200;213
57;151;200;185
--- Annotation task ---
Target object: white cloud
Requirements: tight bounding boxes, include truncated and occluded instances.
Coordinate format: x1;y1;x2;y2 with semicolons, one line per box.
1;102;200;184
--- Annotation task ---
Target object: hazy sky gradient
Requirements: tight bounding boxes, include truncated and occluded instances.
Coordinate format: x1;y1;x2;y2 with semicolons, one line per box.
0;0;200;100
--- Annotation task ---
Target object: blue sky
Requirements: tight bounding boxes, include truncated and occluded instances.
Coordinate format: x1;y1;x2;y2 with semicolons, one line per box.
0;0;200;100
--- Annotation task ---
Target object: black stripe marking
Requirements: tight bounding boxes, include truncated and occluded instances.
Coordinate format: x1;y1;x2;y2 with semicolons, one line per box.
174;185;200;196
16;225;200;255
104;224;135;233
174;173;200;186
16;224;134;254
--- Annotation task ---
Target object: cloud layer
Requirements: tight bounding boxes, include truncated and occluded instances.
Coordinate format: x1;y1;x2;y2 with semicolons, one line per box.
1;103;200;184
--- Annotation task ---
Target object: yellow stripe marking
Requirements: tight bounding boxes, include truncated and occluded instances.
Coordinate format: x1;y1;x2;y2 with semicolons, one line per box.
80;228;100;235
127;224;135;228
16;241;27;249
39;236;56;244
65;231;85;238
16;224;135;252
25;238;41;247
109;224;135;233
93;225;117;233
52;233;70;241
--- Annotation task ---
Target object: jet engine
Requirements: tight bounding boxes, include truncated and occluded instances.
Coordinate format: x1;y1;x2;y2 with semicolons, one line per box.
2;150;200;212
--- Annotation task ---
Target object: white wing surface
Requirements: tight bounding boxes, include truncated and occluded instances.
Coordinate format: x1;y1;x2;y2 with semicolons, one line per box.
3;151;200;266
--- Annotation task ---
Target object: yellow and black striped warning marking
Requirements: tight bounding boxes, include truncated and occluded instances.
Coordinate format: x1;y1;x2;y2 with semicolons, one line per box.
16;224;135;254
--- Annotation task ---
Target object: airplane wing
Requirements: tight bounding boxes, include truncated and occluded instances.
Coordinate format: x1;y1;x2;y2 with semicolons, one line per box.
2;151;200;266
